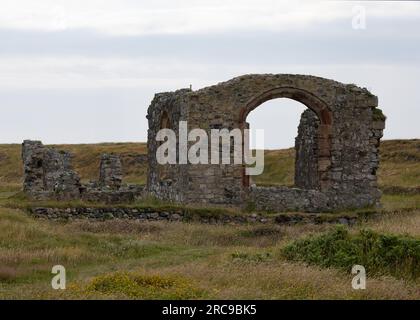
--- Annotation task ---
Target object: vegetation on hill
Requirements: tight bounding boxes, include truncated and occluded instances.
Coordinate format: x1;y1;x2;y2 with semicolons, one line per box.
0;139;419;299
282;226;420;280
0;206;419;299
0;139;418;192
0;142;147;191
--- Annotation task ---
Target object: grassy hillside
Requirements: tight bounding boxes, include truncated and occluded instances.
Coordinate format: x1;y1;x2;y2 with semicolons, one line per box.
0;142;148;191
0;206;419;299
253;139;420;189
1;139;418;192
0;139;419;299
377;139;420;189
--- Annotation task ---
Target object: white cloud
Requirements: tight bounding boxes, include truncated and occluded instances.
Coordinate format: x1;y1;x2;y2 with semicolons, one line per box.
0;0;419;35
0;56;217;89
0;1;419;144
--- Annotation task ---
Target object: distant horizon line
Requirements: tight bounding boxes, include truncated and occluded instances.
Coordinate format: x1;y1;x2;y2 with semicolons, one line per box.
0;137;418;148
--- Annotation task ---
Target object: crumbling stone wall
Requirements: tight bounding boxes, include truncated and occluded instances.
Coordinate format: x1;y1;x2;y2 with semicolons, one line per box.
22;140;46;194
295;109;320;190
249;185;329;212
147;74;386;211
29;206;358;225
147;89;191;202
22;140;81;200
22;141;144;203
99;154;123;190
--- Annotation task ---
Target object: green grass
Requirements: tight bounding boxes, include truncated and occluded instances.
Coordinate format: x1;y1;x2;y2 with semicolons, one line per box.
378;139;420;189
1;206;420;299
381;194;420;211
251;140;420;189
252;148;295;186
0;139;419;299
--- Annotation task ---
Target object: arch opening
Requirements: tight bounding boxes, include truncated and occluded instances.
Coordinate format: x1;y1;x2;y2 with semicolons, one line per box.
245;98;307;187
240;87;333;191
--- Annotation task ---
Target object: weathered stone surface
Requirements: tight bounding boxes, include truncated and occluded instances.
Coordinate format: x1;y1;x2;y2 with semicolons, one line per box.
81;186;144;204
147;74;386;211
29;207;359;225
147;88;191;202
22;141;144;203
249;185;329;212
22;140;81;200
295;109;320;190
22;140;46;194
99;153;123;190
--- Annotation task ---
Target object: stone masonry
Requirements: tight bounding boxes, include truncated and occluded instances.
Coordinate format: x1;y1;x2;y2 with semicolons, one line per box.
147;74;386;211
23;73;386;213
295;109;320;190
22;140;81;200
22;141;144;203
99;154;123;190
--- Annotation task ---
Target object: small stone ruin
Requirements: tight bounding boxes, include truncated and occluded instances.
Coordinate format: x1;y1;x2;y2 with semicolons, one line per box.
22;140;81;200
22;140;144;203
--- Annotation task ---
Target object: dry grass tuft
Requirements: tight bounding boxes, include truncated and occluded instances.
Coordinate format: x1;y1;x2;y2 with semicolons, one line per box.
364;210;420;236
66;219;163;235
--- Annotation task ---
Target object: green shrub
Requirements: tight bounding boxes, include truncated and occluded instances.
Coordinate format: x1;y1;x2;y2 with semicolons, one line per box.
282;226;420;280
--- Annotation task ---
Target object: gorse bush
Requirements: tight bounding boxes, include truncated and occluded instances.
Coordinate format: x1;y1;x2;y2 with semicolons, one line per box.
84;272;205;299
282;226;420;280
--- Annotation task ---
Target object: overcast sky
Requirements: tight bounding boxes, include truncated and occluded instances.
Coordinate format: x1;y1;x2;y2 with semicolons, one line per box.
0;0;419;148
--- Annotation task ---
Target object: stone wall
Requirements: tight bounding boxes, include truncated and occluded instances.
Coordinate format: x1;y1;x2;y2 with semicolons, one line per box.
22;141;144;203
249;185;329;212
22;140;82;200
99;154;123;190
29;206;358;225
147;89;191;202
295;109;320;190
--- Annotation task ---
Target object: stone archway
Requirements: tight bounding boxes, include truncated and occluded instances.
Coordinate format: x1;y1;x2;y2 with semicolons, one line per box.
147;74;385;211
239;87;333;191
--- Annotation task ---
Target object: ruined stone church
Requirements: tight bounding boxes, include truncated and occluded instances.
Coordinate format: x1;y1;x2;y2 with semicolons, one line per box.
147;74;385;211
22;74;386;212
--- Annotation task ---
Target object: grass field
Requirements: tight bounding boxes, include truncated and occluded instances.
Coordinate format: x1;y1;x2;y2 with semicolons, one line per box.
0;139;419;299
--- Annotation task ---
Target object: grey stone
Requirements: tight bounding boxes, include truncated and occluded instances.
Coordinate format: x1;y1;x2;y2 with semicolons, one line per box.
22;140;81;200
22;141;145;204
99;153;123;190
